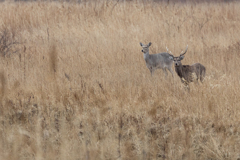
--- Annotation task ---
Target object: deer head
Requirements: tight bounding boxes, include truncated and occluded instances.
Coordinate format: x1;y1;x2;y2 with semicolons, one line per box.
140;42;152;54
169;45;188;66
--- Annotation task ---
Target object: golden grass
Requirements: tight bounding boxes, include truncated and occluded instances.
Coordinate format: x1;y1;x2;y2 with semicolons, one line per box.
0;0;240;159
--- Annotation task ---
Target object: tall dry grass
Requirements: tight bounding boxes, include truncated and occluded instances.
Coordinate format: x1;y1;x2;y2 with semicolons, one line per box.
0;0;240;159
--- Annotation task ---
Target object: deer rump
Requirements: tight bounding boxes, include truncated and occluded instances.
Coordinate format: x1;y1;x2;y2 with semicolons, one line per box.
175;63;206;83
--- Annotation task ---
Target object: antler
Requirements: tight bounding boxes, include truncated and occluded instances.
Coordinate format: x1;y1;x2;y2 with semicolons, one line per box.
180;45;188;56
166;46;174;58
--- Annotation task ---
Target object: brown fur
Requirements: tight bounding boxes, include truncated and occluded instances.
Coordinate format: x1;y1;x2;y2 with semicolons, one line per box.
170;46;206;88
175;62;206;85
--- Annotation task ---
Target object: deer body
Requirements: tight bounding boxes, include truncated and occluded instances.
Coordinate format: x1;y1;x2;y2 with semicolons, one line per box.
140;42;174;77
169;45;206;89
175;63;206;85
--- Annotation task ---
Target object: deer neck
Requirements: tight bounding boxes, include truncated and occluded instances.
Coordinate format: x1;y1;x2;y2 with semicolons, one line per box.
175;64;183;78
143;52;150;60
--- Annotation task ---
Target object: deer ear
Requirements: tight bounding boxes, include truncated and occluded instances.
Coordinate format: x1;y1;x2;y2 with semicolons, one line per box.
169;56;173;60
140;42;143;46
148;42;152;47
179;56;184;60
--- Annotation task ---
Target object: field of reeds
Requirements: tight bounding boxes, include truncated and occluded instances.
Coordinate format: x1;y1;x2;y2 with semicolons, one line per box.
0;0;240;159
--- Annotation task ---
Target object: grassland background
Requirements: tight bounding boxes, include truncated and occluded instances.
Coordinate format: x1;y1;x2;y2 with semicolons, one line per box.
0;0;240;159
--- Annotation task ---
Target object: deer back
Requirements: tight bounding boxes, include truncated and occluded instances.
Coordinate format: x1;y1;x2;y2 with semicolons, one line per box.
147;52;173;68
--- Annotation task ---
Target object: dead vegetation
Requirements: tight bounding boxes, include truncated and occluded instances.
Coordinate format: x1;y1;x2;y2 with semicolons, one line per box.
0;28;21;57
0;1;240;159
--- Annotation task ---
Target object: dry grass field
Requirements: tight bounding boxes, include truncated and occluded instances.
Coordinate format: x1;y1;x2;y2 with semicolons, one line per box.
0;0;240;159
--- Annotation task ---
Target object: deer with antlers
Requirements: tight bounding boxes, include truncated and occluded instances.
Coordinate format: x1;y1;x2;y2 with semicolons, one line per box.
169;45;206;90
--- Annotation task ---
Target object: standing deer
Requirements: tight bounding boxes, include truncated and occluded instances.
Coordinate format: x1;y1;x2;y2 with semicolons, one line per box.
169;45;206;89
140;42;174;77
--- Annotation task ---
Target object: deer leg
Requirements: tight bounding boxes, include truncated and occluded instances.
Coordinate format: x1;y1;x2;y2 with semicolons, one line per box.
181;78;187;85
201;69;206;83
167;67;174;78
149;67;154;76
194;76;199;85
180;78;190;91
200;75;204;83
148;66;152;76
163;68;168;77
197;73;201;84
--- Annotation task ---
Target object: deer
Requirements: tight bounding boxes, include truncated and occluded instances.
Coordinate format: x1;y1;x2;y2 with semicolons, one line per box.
169;45;206;90
140;42;174;77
